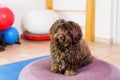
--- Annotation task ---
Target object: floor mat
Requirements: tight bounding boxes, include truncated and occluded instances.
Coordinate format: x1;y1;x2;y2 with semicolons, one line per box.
0;55;49;80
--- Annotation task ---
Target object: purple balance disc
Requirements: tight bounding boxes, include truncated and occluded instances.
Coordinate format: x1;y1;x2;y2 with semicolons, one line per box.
19;58;120;80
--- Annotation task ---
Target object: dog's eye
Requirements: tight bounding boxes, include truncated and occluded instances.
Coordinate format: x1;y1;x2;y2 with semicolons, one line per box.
54;31;57;33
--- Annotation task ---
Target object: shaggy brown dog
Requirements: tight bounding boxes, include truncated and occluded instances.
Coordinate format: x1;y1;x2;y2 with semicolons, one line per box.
50;19;93;76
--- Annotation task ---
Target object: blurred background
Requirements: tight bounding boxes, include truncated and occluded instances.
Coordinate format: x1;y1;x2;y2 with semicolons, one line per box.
0;0;120;44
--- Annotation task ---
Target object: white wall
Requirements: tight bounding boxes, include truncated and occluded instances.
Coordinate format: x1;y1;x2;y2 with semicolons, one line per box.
95;0;112;42
116;0;120;44
53;0;86;10
112;0;120;44
0;0;46;34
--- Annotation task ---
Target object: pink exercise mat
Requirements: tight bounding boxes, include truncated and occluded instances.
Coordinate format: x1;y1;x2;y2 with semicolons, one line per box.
19;58;120;80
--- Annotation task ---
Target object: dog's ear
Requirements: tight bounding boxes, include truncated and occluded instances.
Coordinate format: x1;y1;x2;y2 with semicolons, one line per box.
49;19;66;35
67;21;83;43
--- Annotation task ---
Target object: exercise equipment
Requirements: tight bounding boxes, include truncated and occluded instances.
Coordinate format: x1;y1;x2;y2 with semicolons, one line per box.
4;27;19;45
19;58;120;80
0;7;14;30
0;55;49;80
22;31;50;40
22;10;59;34
0;5;20;51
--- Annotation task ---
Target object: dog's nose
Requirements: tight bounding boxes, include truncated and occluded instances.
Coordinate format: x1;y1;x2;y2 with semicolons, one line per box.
58;35;64;40
58;35;65;43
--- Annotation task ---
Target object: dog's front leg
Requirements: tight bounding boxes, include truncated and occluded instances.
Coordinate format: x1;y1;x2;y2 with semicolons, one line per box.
51;64;59;73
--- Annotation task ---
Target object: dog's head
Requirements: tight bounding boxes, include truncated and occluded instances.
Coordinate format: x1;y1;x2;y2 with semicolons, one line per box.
50;19;83;47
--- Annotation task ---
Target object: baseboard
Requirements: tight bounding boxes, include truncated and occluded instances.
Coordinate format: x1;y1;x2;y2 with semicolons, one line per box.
95;37;113;44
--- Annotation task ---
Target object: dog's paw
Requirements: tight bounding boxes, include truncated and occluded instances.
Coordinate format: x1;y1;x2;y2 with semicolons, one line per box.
51;65;58;73
64;70;77;76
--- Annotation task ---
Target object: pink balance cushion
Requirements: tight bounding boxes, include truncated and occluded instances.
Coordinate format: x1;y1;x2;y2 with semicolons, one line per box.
19;58;120;80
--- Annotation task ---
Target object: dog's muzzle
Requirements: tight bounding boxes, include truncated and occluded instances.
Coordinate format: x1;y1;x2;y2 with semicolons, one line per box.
57;35;65;44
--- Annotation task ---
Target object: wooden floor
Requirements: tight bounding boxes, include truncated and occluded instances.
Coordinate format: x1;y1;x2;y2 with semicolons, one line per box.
0;39;120;69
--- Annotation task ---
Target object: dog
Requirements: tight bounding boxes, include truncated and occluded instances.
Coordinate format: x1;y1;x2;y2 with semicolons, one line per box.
49;19;93;76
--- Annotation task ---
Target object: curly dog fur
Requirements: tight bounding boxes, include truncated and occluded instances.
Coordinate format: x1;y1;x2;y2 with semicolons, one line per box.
50;19;93;76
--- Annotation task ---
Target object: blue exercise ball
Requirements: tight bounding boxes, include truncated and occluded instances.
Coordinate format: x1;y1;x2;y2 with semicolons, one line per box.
4;27;19;45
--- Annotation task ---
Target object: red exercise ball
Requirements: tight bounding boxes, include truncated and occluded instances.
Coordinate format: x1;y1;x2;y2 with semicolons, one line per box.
0;7;14;31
